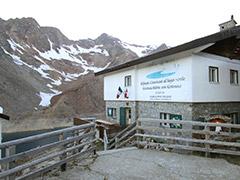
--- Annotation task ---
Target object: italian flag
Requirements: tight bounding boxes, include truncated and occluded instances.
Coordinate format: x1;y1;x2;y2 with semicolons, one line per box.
124;89;129;98
116;86;123;98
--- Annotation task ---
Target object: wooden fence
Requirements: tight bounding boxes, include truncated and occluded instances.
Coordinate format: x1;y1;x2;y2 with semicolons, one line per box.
135;118;240;156
0;123;96;180
107;122;136;150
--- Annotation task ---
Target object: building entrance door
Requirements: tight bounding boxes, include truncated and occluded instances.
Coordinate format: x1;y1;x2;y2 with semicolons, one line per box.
119;107;131;128
120;107;126;128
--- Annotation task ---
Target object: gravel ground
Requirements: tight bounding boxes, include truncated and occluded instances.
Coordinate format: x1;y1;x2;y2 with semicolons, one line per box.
46;148;240;180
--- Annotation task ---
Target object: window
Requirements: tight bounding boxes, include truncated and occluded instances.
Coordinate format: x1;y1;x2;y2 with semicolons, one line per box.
230;70;238;85
160;112;169;120
160;112;169;126
230;113;239;124
107;108;116;118
225;113;239;124
124;75;131;87
209;66;219;83
159;112;182;129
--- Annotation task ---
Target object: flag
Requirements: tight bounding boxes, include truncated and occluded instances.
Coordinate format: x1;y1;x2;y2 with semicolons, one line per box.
116;86;123;98
124;89;129;98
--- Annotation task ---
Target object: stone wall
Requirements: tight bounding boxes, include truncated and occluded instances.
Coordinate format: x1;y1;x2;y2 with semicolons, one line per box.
105;101;193;123
137;101;193;120
105;101;137;124
106;101;240;124
192;102;240;122
137;101;193;133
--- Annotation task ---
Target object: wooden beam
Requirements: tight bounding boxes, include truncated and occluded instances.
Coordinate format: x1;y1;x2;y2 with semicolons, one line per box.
135;134;240;147
0;123;95;149
5;146;16;180
108;128;136;149
137;126;240;137
137;141;240;156
117;135;135;149
138;118;240;129
108;122;136;145
0;139;96;179
0;131;95;165
16;147;95;180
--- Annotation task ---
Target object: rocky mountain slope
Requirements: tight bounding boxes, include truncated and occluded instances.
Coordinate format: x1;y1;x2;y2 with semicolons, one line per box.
0;17;167;127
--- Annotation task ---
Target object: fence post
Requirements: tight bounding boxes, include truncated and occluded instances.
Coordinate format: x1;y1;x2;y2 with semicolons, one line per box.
59;133;67;171
92;123;96;155
114;137;118;149
204;125;210;157
5;145;16;180
103;129;108;151
73;129;80;154
136;119;141;148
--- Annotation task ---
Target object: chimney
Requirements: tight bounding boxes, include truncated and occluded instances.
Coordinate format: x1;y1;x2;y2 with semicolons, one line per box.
219;15;237;31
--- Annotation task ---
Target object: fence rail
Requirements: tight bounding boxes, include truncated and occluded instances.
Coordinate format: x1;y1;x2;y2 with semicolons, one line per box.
138;118;240;128
0;122;96;180
136;118;240;156
107;122;136;149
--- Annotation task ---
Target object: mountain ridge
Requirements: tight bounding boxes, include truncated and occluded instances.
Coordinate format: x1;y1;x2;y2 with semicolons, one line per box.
0;17;167;130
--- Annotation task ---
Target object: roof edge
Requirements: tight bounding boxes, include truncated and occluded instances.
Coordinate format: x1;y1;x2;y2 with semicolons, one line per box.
95;25;240;76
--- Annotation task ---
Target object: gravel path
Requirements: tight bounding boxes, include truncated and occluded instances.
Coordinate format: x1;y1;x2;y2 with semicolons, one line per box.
47;148;240;180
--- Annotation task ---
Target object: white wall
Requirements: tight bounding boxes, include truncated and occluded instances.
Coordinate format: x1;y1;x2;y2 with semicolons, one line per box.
104;56;193;102
104;53;240;103
192;53;240;102
104;69;136;101
136;57;192;101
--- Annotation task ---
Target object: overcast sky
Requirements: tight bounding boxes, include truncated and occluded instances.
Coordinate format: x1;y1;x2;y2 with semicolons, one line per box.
1;0;240;47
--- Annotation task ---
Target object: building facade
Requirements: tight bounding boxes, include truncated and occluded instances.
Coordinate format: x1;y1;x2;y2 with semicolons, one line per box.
96;19;240;127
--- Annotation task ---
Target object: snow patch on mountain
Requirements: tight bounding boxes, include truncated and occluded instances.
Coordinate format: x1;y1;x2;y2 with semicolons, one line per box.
38;81;62;107
7;39;24;51
77;45;109;56
38;91;60;107
35;46;79;62
32;40;110;82
120;41;157;57
34;55;46;64
51;79;62;86
2;48;28;66
88;62;111;73
35;64;54;79
35;39;109;64
2;47;63;87
3;47;63;107
66;44;109;56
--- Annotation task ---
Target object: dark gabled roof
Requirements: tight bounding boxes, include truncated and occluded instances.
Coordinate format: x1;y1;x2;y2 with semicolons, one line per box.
95;25;240;76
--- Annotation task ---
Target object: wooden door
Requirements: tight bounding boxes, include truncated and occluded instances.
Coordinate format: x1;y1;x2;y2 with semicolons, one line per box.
120;107;126;128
